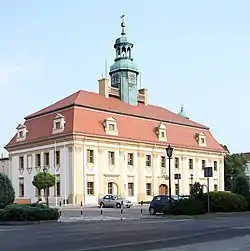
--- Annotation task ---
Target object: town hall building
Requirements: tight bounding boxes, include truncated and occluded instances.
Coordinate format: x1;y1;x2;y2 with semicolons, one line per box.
5;17;226;205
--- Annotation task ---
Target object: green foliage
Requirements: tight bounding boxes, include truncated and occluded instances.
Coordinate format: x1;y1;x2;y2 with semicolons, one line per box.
207;191;248;212
0;204;59;221
224;153;247;191
190;182;204;200
162;198;206;215
0;173;15;209
232;175;250;198
32;172;55;190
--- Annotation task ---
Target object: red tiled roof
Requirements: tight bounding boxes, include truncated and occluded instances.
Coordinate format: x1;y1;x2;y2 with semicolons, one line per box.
6;90;224;152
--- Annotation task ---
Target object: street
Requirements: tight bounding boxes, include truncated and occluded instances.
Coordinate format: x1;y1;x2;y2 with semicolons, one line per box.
1;213;250;250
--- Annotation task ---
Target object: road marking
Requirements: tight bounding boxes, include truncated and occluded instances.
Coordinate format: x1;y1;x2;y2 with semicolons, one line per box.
232;226;250;230
71;228;225;251
0;228;23;232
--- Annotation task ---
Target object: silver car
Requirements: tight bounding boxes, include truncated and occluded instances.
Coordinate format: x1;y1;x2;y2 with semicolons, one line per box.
98;195;132;208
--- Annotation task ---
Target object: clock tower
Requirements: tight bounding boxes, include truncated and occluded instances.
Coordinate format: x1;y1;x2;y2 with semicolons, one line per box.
109;16;139;106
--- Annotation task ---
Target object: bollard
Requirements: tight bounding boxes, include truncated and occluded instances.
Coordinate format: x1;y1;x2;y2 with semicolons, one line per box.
140;201;143;219
120;201;124;220
80;201;83;218
100;203;103;221
59;201;62;222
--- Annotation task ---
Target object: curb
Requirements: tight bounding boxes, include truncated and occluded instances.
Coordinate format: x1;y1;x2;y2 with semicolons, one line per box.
0;220;59;226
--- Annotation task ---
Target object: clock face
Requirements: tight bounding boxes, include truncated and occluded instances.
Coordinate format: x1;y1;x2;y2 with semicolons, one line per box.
128;72;136;86
111;73;120;86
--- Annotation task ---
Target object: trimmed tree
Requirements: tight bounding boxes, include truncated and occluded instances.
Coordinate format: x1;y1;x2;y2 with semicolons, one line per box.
190;182;204;201
0;173;15;209
32;172;55;205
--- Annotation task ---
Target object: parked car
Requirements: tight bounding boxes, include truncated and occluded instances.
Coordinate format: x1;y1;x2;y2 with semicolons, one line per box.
98;195;132;208
148;195;178;215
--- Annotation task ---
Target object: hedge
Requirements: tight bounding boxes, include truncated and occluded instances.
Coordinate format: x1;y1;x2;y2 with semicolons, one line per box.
0;204;59;221
206;191;248;212
162;191;248;215
162;198;206;215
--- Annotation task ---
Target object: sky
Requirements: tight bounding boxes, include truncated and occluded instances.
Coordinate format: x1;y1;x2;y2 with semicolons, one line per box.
0;0;249;154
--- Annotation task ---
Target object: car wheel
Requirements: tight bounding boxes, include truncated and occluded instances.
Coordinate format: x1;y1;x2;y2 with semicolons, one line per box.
149;207;156;215
116;203;121;208
100;202;105;208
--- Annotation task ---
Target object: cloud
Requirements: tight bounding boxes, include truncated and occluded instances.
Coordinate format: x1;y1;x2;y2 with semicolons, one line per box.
0;55;45;85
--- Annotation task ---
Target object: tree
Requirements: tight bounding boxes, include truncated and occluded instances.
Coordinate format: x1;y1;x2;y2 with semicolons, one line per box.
224;153;247;191
190;182;204;200
232;174;250;198
0;173;15;209
32;173;55;205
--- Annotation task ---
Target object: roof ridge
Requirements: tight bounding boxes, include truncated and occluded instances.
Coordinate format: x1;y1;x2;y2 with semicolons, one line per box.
25;90;82;119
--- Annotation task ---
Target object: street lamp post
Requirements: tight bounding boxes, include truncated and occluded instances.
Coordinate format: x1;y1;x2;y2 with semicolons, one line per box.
43;167;49;206
190;173;194;194
166;145;173;204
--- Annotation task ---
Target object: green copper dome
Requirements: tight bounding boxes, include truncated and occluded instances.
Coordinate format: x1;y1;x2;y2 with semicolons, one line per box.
178;105;189;119
110;58;138;72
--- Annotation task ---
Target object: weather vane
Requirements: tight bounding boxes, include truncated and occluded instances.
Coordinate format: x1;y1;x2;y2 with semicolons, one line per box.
120;13;126;35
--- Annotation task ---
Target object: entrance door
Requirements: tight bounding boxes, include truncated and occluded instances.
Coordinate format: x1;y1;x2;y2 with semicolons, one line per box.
159;184;168;195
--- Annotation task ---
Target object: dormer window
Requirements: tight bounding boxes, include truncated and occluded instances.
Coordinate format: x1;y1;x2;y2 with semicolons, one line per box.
16;124;28;142
155;122;167;142
52;113;66;134
195;132;207;147
103;116;118;136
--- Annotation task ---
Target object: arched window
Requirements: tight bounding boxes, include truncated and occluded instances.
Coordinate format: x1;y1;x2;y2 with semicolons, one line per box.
122;46;126;57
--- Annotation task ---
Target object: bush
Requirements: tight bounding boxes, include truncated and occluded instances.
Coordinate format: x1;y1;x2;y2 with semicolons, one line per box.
206;191;248;212
0;173;15;209
0;204;59;221
162;198;206;215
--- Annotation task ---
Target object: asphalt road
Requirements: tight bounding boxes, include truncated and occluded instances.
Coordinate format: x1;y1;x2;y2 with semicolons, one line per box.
1;214;250;251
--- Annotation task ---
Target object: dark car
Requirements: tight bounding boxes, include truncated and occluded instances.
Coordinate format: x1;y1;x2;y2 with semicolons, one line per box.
149;195;178;215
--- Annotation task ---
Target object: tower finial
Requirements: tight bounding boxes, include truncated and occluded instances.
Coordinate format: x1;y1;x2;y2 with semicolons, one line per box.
181;104;184;112
120;14;126;36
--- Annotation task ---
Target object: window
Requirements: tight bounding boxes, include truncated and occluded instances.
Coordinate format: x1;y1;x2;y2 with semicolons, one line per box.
201;138;205;144
214;161;218;171
19;156;24;169
160;132;165;138
174;157;179;169
35;154;41;167
189;159;193;169
55;121;61;129
44;152;50;166
146;183;152;196
214;184;218;191
146;155;151;167
54;174;60;196
87;182;94;195
108;182;113;194
55;151;60;165
175;183;179;195
108;151;115;165
128;153;134;166
128;183;134;196
161;156;166;168
202;160;206;169
87;149;94;164
19;131;24;138
19;178;24;197
108;124;115;131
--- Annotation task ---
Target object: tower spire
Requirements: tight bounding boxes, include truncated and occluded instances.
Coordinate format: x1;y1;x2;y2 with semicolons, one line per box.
120;14;126;36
